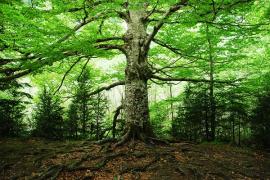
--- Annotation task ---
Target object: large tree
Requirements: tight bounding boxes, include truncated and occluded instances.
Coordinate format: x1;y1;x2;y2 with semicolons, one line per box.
0;0;268;143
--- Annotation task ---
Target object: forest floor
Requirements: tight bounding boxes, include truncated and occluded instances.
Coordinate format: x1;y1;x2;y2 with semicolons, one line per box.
0;138;270;180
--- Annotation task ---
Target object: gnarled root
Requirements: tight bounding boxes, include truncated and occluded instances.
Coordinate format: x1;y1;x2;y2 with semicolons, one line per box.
113;127;169;148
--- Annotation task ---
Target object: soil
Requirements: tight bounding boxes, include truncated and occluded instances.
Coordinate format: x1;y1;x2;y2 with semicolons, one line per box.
0;138;269;180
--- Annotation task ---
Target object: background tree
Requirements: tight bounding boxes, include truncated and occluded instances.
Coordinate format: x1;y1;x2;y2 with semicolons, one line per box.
66;101;79;139
251;92;270;148
67;68;108;140
250;75;270;148
32;87;64;139
0;80;30;137
172;83;209;142
90;92;108;140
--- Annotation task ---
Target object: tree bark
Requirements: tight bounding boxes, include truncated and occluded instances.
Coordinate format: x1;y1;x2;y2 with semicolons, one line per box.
122;8;154;141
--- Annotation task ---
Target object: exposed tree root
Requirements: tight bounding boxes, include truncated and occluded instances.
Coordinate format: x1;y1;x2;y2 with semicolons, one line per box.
66;152;126;172
119;156;159;175
1;139;269;180
113;128;131;147
35;164;63;180
33;152;127;179
94;137;116;145
113;128;169;148
148;137;170;145
112;105;123;138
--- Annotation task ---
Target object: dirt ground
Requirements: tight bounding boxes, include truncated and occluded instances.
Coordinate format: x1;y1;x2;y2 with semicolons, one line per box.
0;138;269;180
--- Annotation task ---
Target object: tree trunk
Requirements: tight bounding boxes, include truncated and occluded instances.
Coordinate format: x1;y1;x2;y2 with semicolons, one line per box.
204;97;210;141
96;93;100;140
238;116;241;146
169;85;174;122
206;24;216;141
122;9;154;141
232;114;235;144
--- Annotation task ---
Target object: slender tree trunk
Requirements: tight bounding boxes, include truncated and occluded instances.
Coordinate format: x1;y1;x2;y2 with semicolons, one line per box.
122;9;154;141
169;85;174;121
232;114;235;144
206;24;216;141
238;116;241;146
96;93;100;140
154;84;157;103
82;100;87;137
75;123;78;139
204;97;210;141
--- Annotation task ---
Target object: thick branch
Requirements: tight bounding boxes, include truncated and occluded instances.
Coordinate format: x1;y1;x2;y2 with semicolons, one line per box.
0;54;37;66
0;67;21;74
96;44;126;54
95;37;124;43
150;19;269;28
145;0;188;48
116;10;129;22
0;69;31;83
151;75;234;84
87;81;125;97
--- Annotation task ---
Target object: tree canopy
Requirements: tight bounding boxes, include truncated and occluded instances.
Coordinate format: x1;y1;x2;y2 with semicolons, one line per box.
0;0;269;145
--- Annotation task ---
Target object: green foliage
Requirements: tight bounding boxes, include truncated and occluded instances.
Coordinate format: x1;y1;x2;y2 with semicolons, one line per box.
172;84;209;142
32;86;64;139
0;80;30;137
251;91;270;148
67;68;108;140
66;100;79;139
150;100;171;138
171;82;251;144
